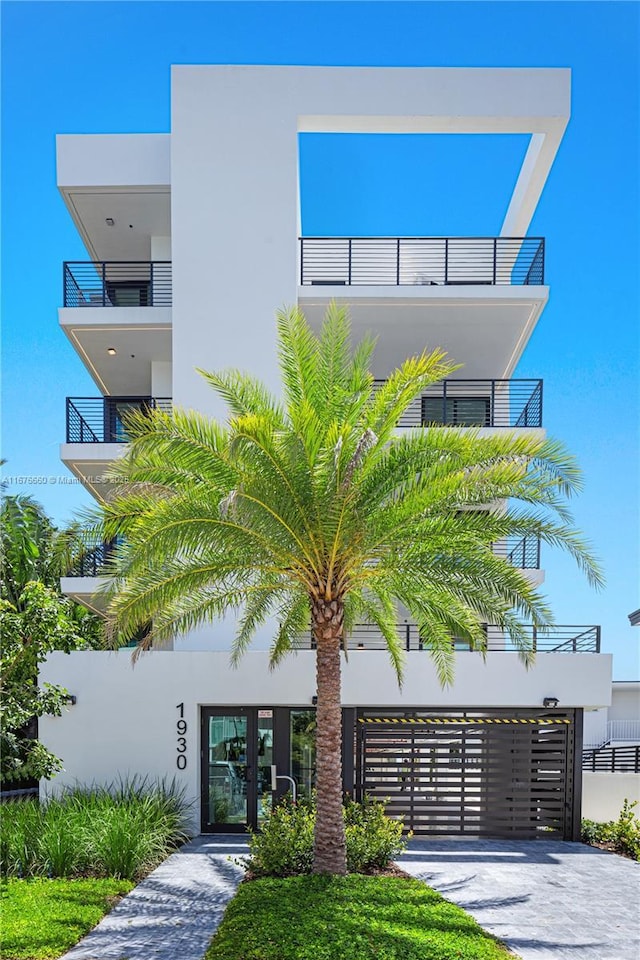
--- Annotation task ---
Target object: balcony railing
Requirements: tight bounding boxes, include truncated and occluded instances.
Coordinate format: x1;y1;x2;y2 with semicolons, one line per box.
63;262;172;307
297;624;600;652
375;378;543;428
606;720;640;743
66;397;172;443
300;237;545;286
68;538;118;577
582;745;640;773
495;535;541;570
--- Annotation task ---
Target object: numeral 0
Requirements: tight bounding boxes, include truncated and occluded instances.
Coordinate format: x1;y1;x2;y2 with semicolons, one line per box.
177;755;187;770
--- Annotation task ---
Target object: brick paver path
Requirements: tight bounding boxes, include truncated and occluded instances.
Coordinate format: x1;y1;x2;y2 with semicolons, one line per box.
59;836;248;960
395;838;640;960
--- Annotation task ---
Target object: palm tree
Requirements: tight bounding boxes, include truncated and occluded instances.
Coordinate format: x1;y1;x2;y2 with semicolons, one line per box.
96;305;602;875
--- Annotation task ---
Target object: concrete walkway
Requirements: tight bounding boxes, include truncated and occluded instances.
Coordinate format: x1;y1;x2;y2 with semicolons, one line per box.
59;836;249;960
395;839;640;960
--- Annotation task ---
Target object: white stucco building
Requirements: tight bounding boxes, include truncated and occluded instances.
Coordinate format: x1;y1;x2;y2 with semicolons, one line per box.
42;65;611;839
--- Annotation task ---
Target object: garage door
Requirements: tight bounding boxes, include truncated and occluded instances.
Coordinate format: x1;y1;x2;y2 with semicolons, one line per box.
356;709;578;839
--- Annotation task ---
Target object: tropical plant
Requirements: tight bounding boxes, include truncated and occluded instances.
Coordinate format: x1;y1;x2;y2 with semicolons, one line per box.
0;582;85;783
0;495;104;785
0;494;103;646
93;305;602;874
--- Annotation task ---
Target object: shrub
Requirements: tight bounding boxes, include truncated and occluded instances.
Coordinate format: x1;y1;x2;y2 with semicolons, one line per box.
245;796;315;877
581;798;640;861
343;796;406;872
245;794;407;877
0;776;191;879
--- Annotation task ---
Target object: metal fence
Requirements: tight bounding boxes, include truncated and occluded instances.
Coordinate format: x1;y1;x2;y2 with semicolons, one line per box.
375;378;543;428
66;397;172;443
300;237;545;286
63;262;172;307
582;745;640;773
297;623;600;653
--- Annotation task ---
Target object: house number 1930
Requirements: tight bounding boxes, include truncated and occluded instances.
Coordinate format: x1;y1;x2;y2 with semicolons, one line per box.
176;703;187;770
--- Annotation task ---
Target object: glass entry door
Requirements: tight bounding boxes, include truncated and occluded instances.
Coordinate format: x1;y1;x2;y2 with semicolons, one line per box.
202;708;278;831
201;707;319;832
203;711;250;830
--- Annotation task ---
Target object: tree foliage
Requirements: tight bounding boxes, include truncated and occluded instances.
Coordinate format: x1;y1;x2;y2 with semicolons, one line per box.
0;494;104;647
90;305;602;871
0;494;104;784
0;582;86;783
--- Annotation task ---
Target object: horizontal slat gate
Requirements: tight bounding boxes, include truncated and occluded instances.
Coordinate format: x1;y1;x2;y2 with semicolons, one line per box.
356;709;574;839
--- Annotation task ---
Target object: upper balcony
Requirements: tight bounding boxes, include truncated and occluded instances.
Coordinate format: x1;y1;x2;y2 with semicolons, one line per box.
60;261;172;397
61;396;171;501
300;236;544;287
64;261;172;308
298;623;601;654
298;236;549;381
376;377;543;430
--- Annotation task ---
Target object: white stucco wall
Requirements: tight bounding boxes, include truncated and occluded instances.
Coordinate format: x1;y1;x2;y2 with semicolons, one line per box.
169;65;569;419
40;648;611;827
610;684;640;723
582;773;640;822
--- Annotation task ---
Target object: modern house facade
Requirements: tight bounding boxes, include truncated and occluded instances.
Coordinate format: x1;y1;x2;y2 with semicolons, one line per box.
41;66;611;839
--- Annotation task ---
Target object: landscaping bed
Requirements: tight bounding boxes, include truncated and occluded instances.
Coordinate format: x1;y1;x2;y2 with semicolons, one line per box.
0;779;190;959
205;873;516;960
0;877;134;960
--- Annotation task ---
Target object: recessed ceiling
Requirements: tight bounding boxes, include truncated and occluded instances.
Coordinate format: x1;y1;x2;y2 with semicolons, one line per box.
64;188;171;261
62;319;172;395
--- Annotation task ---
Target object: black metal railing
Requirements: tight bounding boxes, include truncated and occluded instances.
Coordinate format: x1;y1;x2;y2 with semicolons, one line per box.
496;535;542;570
298;623;600;652
374;378;543;428
63;262;172;307
67;539;118;577
300;237;545;286
66;397;172;443
582;745;640;773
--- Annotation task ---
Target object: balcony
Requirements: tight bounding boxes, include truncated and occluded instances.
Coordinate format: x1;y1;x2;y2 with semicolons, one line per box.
63;261;172;307
298;624;600;653
68;539;118;577
298;238;549;382
494;536;541;570
62;397;171;501
300;237;544;287
377;378;542;429
66;397;172;443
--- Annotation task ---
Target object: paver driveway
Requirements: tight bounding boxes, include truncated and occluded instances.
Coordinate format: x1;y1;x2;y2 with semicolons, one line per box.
395;839;640;960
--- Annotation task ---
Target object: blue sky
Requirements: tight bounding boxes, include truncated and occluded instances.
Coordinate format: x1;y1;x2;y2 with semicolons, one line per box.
1;1;638;678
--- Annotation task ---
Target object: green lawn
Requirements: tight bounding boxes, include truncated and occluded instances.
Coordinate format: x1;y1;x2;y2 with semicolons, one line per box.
0;877;134;960
205;874;517;960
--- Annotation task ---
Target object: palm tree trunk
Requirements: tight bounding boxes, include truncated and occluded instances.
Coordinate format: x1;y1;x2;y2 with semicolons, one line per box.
311;598;347;875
